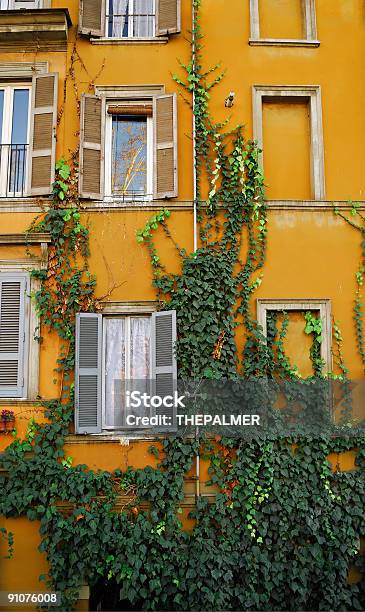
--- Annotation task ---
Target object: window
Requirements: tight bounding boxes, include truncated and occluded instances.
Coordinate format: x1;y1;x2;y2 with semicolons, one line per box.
0;73;58;198
79;90;178;201
75;310;177;434
0;0;41;8
257;299;332;375
0;273;28;397
104;104;153;198
0;85;30;197
252;85;325;200
249;0;319;46
0;268;42;400
106;0;155;38
104;316;151;428
79;0;181;39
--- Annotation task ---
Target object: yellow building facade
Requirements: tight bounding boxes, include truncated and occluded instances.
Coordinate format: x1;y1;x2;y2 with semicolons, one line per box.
0;0;364;609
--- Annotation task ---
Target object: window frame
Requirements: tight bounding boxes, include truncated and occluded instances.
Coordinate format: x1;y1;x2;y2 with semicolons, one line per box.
101;312;153;431
75;306;177;436
0;263;41;400
252;85;325;200
0;82;31;198
256;298;332;374
249;0;319;47
105;0;156;39
104;107;153;201
0;0;43;11
0;272;28;398
95;85;166;203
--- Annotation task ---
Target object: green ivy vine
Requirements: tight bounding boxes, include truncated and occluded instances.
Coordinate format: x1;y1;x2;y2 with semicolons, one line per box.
0;3;364;611
335;203;365;371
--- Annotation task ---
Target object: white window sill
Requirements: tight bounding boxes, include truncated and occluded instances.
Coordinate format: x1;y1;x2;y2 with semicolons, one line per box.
90;36;168;45
66;433;168;444
249;38;320;47
102;196;153;206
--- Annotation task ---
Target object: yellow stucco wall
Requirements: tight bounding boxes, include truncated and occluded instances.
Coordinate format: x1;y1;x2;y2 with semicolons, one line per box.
1;0;365;602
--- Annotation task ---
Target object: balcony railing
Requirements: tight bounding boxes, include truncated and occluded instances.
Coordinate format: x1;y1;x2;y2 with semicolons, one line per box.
0;144;29;197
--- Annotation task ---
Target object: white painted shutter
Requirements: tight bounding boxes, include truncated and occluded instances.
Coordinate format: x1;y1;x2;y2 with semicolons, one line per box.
29;73;58;196
79;94;105;200
156;0;181;35
79;0;105;37
153;93;178;199
152;310;177;431
75;313;102;434
0;275;27;398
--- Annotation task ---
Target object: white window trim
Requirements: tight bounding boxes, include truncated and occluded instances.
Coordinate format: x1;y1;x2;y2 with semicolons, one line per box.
104;109;153;201
105;0;156;39
0;83;31;198
101;303;156;432
249;0;319;46
256;299;332;373
0;260;42;400
0;62;48;79
95;85;165;99
252;85;325;200
96;86;165;203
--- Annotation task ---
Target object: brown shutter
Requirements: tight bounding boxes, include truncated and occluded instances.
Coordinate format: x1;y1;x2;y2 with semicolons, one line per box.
79;94;105;200
79;0;105;37
29;73;58;196
156;0;181;35
153;93;178;199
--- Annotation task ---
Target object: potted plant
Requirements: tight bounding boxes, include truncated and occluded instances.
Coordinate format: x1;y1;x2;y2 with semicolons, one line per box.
1;409;15;432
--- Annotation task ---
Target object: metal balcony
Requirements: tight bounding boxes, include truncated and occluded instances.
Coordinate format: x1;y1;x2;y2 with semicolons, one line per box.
0;144;28;197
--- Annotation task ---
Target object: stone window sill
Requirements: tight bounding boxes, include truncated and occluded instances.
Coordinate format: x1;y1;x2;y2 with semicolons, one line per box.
65;433;167;444
249;38;320;48
90;36;168;45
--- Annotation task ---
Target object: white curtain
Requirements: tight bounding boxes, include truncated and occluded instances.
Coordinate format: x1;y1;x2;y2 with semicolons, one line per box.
130;317;150;379
133;0;155;37
128;317;151;423
104;317;151;428
109;0;155;37
109;0;129;37
105;318;125;427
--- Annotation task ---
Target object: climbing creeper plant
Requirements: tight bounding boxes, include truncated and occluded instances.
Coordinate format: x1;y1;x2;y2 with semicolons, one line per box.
29;158;99;395
335;203;365;370
304;311;325;376
0;3;364;611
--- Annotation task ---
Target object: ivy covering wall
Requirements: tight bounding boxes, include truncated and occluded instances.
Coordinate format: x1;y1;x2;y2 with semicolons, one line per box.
0;1;365;610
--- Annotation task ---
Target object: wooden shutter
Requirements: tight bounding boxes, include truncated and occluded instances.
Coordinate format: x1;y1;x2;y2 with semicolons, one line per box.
153;93;178;199
0;275;27;398
152;310;177;432
156;0;181;35
79;0;105;37
29;73;58;196
75;313;102;434
79;94;105;200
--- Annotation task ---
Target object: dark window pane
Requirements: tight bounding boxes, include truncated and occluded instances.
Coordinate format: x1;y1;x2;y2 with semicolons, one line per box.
11;89;29;145
8;89;29;195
